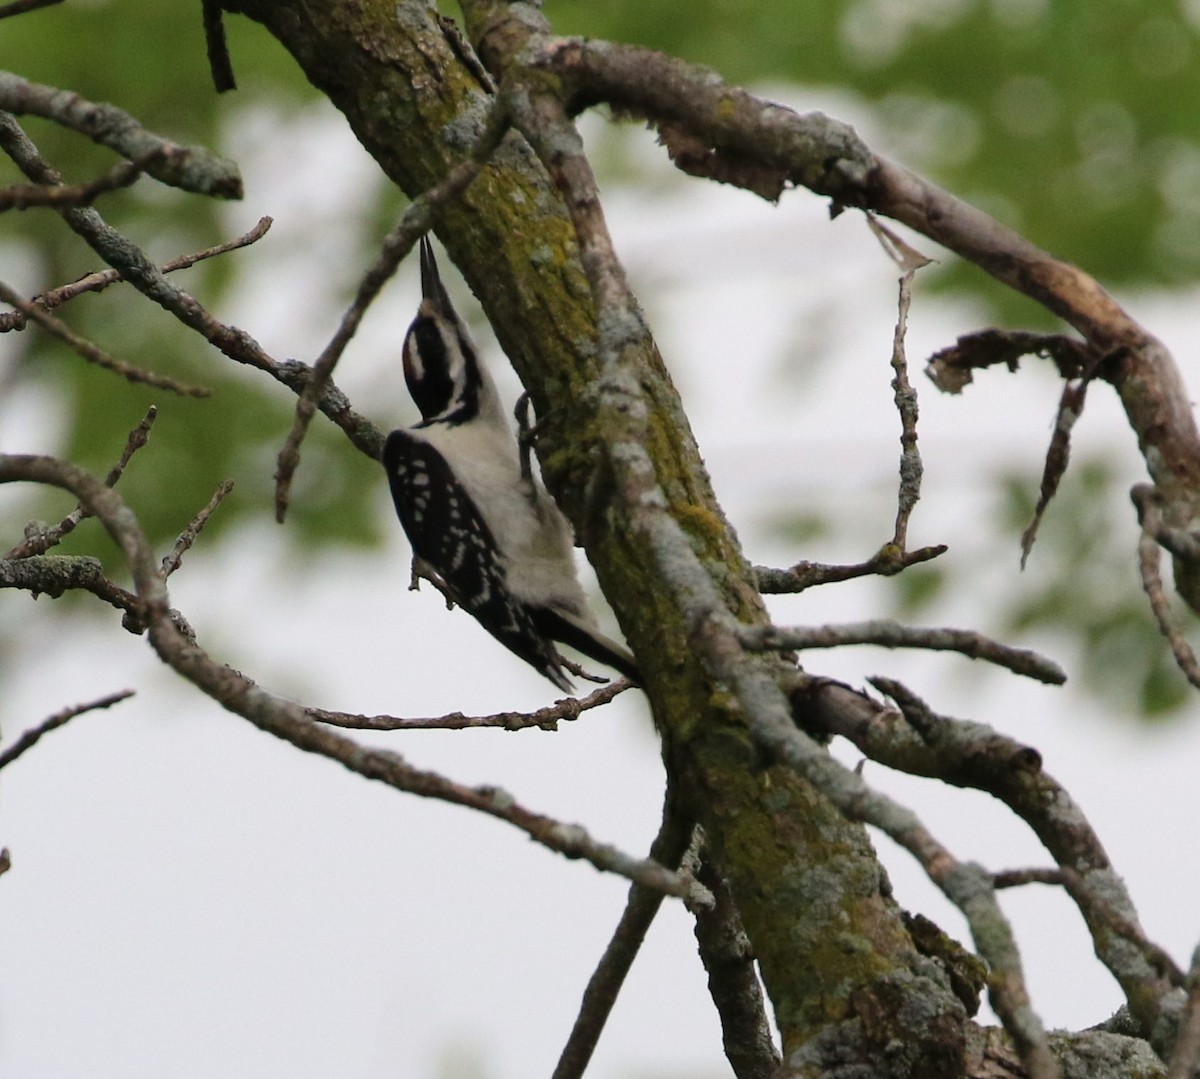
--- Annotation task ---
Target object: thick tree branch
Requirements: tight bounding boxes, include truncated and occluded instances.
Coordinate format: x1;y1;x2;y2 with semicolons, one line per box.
1166;947;1200;1079
0;554;140;615
689;846;781;1079
802;674;1182;1042
457;6;1040;1072
0;72;242;197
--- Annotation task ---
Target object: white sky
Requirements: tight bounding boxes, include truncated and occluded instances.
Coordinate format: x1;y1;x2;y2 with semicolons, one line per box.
3;87;1200;1079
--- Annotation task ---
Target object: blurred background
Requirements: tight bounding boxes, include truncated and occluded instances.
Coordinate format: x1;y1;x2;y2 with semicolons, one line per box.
3;2;1200;1076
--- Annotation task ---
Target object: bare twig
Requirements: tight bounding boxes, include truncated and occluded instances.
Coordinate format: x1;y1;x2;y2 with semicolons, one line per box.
0;689;135;770
0;73;241;197
754;544;947;594
4;406;158;560
552;801;696;1079
1021;378;1089;567
742;620;1066;685
273;98;511;522
0;280;212;396
1132;485;1200;691
0;0;62;18
308;677;631;731
0;217;272;332
0;154;151;210
867;214;932;551
0;453;707;904
161;479;235;577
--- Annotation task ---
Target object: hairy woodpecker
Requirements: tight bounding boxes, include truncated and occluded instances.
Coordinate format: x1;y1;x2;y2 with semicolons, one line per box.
382;238;639;691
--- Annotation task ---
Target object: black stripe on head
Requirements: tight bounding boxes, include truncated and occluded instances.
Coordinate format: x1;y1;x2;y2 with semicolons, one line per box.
402;314;482;425
403;315;454;420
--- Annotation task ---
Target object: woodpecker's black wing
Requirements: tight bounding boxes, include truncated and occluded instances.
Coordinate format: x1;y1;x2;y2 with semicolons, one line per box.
382;429;573;691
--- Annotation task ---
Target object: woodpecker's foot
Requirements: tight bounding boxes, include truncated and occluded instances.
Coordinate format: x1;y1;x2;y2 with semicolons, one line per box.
558;654;612;684
515;392;542;482
410;556;457;610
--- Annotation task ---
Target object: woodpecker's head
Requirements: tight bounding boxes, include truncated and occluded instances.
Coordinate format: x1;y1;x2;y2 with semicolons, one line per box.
402;237;485;425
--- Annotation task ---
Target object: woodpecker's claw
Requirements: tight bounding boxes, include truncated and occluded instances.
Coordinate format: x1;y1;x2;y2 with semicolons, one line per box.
515;392;538;482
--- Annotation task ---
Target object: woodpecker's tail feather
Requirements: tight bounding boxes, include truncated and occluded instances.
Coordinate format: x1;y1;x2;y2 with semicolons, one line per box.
536;607;641;686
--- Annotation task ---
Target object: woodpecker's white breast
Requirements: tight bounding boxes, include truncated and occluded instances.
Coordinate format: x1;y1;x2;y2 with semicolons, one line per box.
414;417;591;619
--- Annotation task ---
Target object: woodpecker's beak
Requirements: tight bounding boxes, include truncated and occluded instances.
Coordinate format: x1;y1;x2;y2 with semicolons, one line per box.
419;236;455;317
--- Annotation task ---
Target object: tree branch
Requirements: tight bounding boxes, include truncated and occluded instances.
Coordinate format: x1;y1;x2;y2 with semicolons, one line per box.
742;620;1067;685
0;689;135;770
0;452;706;904
0;72;242;197
552;799;696;1079
1166;947;1200;1079
0;153;151;210
867;215;932;553
0;0;62;18
0;279;213;396
1132;484;1200;691
5;406;158;560
202;0;237;92
308;678;631;732
754;544;947;594
489;27;1200;617
801;674;1180;1040
689;845;781;1079
463;9;1018;1069
0;554;140;615
160;479;235;578
0;216;272;333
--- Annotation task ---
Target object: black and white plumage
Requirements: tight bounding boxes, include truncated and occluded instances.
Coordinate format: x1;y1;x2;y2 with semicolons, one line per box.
382;237;639;691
